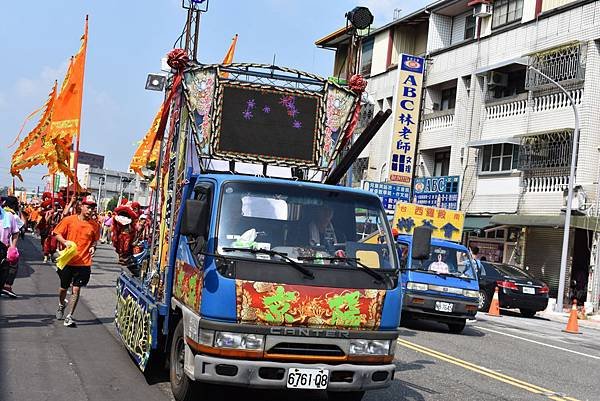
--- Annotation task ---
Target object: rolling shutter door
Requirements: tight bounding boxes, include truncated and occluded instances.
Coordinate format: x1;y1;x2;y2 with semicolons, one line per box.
524;227;572;298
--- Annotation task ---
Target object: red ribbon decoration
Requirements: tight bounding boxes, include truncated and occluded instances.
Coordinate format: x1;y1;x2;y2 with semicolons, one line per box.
341;74;368;144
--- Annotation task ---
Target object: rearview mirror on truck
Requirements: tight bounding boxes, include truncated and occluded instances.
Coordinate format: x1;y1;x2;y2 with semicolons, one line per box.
411;226;432;260
180;199;209;238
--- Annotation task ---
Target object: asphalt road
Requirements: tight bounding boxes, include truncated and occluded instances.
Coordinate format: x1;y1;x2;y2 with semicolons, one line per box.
1;235;599;401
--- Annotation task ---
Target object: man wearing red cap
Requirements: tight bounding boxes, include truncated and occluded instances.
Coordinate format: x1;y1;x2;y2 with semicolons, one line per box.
52;195;100;327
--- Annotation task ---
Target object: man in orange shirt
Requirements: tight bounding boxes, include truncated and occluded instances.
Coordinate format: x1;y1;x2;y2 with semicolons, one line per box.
53;195;100;327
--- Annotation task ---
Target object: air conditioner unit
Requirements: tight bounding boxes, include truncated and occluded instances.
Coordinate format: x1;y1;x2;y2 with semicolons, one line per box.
488;71;508;87
473;3;492;17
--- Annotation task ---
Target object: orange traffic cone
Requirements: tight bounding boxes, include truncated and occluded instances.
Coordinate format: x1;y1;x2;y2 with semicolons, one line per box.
563;300;581;334
487;287;501;317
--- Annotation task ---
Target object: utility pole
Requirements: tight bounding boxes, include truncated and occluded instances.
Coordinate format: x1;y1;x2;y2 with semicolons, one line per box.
528;66;580;313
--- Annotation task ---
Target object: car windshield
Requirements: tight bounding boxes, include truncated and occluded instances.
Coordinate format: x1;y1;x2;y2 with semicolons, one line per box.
216;181;396;270
493;263;530;279
408;245;476;279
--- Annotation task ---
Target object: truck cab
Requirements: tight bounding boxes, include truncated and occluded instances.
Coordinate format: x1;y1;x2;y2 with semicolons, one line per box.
396;235;479;333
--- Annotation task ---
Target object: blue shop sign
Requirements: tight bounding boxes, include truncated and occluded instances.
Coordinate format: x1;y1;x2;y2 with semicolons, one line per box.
363;181;411;212
413;176;460;210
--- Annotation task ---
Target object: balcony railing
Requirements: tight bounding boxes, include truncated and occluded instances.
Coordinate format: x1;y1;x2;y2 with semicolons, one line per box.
532;88;583;112
422;110;455;132
483;89;583;120
541;0;578;13
523;176;569;192
485;94;528;120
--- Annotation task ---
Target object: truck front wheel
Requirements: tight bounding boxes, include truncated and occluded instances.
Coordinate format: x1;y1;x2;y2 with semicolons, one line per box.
170;319;199;401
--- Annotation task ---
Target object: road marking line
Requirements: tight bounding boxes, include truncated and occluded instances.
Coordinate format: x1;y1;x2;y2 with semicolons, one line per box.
397;339;578;401
478;326;600;361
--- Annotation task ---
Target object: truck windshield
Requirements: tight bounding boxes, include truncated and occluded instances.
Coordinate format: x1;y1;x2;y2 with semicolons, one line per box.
403;244;476;279
216;181;396;270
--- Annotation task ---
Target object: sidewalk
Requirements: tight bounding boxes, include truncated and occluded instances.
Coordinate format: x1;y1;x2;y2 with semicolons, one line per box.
537;310;600;331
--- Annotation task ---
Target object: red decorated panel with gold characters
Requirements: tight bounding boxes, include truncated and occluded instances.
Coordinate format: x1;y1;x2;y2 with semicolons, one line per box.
236;281;386;330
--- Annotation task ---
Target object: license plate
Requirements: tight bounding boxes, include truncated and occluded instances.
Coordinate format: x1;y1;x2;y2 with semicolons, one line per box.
523;287;535;294
286;368;329;389
435;301;454;313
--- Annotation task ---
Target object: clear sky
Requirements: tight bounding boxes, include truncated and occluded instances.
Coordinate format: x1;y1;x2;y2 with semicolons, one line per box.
0;0;428;192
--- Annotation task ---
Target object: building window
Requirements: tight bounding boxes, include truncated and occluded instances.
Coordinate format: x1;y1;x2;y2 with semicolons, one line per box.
434;150;450;176
490;69;526;100
492;0;523;29
360;39;374;76
480;143;519;173
464;15;476;40
525;43;586;90
440;87;456;110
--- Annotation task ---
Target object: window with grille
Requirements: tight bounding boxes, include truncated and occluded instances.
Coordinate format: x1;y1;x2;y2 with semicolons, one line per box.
492;0;523;29
352;157;370;184
360;40;374;76
480;143;519;173
518;131;572;176
526;43;586;90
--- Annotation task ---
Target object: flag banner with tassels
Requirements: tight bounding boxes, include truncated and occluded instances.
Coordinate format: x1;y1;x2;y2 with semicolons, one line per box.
10;82;58;180
130;102;165;177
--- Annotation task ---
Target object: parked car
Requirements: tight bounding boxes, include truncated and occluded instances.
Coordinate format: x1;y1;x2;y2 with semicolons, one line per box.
477;262;549;318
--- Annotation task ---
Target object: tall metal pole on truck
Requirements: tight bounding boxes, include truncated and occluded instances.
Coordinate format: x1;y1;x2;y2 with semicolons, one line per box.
528;66;580;313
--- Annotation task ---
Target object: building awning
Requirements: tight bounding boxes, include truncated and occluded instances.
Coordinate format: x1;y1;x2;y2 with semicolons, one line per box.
490;214;600;231
466;136;521;147
474;56;528;75
464;216;492;231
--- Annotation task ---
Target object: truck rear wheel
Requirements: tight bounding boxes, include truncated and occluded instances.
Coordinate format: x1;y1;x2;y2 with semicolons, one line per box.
170;319;199;401
328;390;365;401
447;319;466;334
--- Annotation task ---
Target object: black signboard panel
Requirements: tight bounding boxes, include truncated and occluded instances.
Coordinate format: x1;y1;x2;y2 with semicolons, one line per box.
217;85;320;163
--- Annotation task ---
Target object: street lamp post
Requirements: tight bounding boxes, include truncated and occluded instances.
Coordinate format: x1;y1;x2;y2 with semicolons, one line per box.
528;65;580;313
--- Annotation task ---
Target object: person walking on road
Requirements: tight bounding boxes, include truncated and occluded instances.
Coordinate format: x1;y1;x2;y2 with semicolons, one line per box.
2;196;24;298
0;197;21;296
53;195;100;327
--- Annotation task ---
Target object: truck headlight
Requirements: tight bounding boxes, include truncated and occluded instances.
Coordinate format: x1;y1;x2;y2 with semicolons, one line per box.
214;331;265;350
463;290;479;298
406;282;429;291
198;328;215;346
349;339;391;355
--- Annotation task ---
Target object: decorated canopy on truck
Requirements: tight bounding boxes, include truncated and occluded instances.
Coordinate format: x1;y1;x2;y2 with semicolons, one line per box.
183;63;360;170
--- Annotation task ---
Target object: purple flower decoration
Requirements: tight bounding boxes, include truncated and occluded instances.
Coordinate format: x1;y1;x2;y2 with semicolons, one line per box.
263;105;271;113
243;110;253;120
247;99;256;109
292;120;302;129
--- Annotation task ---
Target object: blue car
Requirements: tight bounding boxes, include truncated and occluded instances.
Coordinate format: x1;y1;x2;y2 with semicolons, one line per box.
397;235;480;333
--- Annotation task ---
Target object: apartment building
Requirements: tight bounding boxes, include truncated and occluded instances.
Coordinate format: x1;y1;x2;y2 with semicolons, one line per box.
317;0;600;310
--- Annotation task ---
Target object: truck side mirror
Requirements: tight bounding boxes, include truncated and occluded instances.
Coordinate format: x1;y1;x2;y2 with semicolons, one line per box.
180;199;209;238
411;226;432;260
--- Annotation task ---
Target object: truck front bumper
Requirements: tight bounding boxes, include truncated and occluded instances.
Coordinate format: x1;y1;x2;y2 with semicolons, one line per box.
403;293;478;322
193;354;396;391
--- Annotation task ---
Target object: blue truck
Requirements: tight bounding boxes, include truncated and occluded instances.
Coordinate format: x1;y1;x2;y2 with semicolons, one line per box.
396;234;480;333
115;62;431;401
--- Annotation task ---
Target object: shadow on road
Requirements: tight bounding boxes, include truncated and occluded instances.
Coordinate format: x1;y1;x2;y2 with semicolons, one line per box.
401;318;486;337
395;359;435;373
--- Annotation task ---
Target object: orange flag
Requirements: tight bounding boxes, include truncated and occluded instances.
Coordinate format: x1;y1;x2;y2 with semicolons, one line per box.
50;17;88;144
130;103;164;177
220;34;238;78
10;82;58;180
46;17;88;185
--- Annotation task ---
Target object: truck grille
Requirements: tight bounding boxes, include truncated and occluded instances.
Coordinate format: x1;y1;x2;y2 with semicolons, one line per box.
267;342;345;357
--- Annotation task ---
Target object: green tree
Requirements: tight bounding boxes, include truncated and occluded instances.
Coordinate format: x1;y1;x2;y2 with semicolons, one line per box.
106;196;118;211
